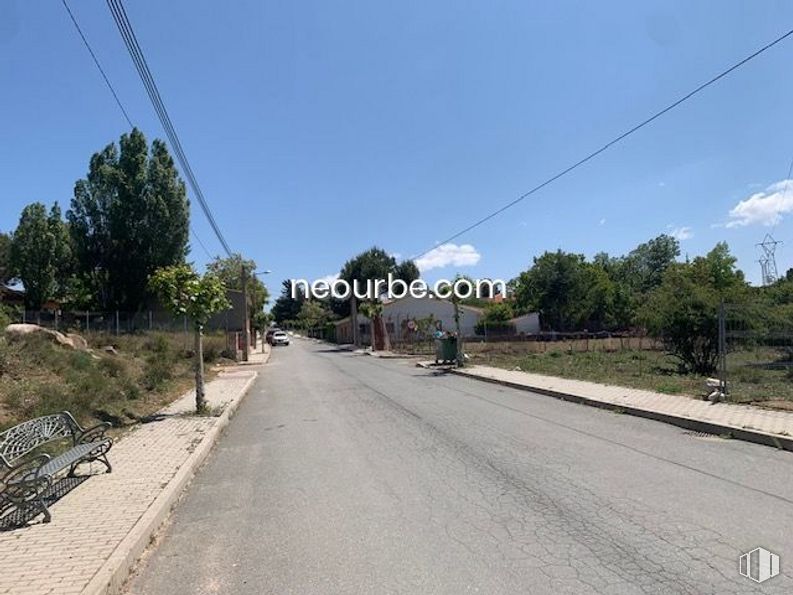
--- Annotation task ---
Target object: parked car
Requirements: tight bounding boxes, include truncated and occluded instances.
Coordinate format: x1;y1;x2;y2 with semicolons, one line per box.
265;328;280;345
271;330;290;346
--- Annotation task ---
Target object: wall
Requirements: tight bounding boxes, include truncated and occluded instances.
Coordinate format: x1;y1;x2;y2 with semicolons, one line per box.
382;296;482;340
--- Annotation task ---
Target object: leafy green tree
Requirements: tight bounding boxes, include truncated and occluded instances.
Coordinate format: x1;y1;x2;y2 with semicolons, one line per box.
149;265;230;412
641;242;748;375
0;231;12;286
206;254;270;328
297;299;332;331
272;280;305;324
475;301;514;335
68;128;189;310
339;247;420;348
514;251;594;331
9;202;72;309
620;234;680;294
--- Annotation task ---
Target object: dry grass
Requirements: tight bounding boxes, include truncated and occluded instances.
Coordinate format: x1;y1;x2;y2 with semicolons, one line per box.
461;341;793;408
0;330;234;433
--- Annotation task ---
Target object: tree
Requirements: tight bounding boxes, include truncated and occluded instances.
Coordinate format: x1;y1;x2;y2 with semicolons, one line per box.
271;280;305;324
475;301;514;335
339;247;420;349
149;265;230;412
9;202;72;309
0;232;12;286
68;128;189;310
513;251;603;331
206;254;270;314
297;300;332;333
620;234;680;294
641;242;748;375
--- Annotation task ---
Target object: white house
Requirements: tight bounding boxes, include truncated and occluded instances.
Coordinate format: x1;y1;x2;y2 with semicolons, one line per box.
381;295;484;340
510;312;541;335
332;295;484;344
331;295;542;345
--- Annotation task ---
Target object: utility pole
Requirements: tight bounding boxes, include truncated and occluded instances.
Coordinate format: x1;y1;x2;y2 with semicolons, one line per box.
242;263;250;362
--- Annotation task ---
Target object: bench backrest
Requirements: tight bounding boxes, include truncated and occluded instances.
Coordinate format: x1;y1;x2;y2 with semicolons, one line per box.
0;413;80;469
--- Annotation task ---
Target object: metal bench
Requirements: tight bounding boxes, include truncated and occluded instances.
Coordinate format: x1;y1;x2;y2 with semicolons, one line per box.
0;412;112;523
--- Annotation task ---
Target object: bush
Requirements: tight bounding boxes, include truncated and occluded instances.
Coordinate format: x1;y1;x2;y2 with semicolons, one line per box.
141;356;174;392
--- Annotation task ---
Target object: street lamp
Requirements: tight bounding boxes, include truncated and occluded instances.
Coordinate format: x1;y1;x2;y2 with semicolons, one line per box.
242;267;272;361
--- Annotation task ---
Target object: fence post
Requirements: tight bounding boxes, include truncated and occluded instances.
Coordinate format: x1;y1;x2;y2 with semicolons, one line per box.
86;312;90;332
149;310;153;331
719;300;728;395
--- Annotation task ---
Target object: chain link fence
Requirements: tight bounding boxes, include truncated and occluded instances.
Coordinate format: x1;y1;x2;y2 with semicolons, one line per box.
721;302;793;404
11;309;243;335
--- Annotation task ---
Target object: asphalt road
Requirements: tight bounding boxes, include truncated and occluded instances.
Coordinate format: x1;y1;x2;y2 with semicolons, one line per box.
128;338;793;595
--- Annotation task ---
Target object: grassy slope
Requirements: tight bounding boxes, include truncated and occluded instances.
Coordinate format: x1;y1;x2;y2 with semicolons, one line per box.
0;330;231;432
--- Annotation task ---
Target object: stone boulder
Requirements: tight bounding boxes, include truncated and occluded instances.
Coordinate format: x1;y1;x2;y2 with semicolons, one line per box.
4;324;89;351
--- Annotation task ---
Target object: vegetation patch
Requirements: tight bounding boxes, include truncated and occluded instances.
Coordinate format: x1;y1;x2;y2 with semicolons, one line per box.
466;344;793;407
0;330;229;433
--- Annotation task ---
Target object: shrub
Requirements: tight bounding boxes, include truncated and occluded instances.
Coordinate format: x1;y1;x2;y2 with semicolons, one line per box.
141;356;173;392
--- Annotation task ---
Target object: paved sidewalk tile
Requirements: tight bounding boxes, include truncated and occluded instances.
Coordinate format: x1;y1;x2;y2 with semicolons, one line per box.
456;365;793;440
0;368;257;595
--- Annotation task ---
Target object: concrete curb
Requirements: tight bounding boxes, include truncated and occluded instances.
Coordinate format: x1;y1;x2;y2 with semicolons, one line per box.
443;366;793;453
82;370;260;595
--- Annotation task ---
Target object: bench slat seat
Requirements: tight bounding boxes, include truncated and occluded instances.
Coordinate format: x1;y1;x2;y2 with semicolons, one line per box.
39;443;98;479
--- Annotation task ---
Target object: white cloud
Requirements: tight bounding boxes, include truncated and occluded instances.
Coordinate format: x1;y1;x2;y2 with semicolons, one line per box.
317;273;339;285
726;180;793;228
415;243;481;272
669;226;693;241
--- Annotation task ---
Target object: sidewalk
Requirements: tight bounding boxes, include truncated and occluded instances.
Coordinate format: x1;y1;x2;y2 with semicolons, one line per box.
443;364;793;452
0;360;264;595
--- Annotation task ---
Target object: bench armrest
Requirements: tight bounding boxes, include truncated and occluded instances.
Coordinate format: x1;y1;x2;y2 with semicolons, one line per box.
1;453;52;487
77;422;112;444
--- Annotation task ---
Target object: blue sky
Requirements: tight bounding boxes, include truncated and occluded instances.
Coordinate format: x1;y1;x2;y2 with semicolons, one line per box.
2;1;793;292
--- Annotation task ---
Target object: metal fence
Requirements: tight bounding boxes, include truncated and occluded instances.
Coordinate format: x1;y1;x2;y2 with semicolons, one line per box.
721;302;793;403
11;309;241;336
392;331;663;357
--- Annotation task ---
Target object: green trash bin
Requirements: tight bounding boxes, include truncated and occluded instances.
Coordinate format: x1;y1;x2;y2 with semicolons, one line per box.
435;337;458;364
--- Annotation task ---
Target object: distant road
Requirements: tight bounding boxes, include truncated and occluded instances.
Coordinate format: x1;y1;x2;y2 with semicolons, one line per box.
128;339;793;594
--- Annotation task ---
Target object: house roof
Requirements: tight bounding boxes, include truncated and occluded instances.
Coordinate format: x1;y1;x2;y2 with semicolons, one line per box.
381;293;484;314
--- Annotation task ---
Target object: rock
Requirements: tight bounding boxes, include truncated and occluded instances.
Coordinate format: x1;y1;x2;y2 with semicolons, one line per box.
66;333;89;350
4;324;90;352
4;323;81;350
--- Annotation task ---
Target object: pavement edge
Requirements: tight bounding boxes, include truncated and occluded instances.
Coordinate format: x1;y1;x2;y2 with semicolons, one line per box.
82;362;264;595
441;366;793;453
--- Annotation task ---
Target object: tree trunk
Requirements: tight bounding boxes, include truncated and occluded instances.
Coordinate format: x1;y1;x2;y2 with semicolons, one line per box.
350;297;359;347
194;325;206;412
372;314;391;351
380;315;391;351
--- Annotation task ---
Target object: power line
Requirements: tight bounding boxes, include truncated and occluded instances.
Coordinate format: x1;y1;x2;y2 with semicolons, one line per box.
411;26;793;261
60;0;133;128
191;228;214;260
106;0;233;257
60;0;217;262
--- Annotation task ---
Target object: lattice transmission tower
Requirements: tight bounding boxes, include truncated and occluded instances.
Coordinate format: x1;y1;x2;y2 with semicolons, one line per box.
757;233;782;286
